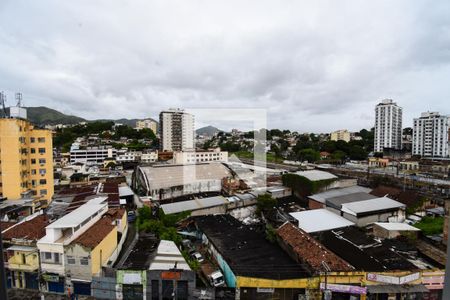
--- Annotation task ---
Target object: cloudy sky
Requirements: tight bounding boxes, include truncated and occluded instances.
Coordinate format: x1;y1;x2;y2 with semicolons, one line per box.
1;1;449;132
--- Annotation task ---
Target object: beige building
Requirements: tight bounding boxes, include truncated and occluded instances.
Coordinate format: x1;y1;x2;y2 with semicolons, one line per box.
330;129;351;142
0;118;54;204
173;148;228;164
135;119;157;133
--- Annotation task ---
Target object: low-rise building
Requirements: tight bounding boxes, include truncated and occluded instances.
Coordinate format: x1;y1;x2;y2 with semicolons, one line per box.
172;148;228;164
289;209;354;233
2;214;50;290
307;185;372;209
133;162;231;201
37;198;109;293
372;222;420;239
70;146;117;164
330;129;351;142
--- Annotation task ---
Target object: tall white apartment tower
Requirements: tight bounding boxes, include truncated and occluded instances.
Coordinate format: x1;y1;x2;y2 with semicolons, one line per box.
159;109;195;152
412;112;449;158
374;99;403;152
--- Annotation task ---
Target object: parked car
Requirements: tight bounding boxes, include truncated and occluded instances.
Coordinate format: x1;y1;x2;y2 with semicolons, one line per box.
209;270;225;287
190;251;204;263
127;211;136;222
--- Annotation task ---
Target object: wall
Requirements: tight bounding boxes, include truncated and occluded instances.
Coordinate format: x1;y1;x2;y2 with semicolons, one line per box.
64;244;92;282
91;226;118;276
342;209;405;227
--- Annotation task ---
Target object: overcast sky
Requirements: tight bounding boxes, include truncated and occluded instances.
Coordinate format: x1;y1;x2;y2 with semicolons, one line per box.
1;1;449;132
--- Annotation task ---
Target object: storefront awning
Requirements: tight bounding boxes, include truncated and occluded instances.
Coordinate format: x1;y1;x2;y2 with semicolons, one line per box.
367;284;429;294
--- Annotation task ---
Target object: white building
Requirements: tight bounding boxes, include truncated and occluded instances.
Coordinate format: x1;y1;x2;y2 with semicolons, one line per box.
159;109;194;151
330;129;350;142
412;112;449;158
37;198;108;292
135;119;158;133
173;148;228;164
70;145;116;164
141;151;158;163
374;99;402;152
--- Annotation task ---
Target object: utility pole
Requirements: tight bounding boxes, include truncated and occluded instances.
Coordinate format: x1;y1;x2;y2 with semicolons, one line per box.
0;229;8;300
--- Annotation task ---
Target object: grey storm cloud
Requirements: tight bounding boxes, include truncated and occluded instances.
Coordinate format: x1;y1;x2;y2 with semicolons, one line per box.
0;0;449;132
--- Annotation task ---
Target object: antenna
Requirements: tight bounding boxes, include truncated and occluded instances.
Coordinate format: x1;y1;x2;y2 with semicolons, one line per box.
15;92;22;107
0;91;7;118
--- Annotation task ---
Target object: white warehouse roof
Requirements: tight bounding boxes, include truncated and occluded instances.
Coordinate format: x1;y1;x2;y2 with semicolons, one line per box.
294;170;338;181
341;196;405;216
289;209;354;233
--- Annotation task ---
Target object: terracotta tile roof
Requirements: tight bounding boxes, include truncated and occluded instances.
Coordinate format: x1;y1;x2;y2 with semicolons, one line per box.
277;222;354;273
104;208;126;219
72;216;116;249
2;215;49;241
0;221;17;232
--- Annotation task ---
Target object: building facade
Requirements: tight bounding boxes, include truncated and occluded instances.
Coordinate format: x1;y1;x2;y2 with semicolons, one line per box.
0;118;54;203
159;109;194;152
374;99;402;152
330;129;350;142
412;111;449;158
70;146;117;164
135;119;158;133
172;148;228;164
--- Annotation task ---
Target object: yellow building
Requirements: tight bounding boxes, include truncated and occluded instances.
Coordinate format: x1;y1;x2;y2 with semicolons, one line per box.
2;214;50;290
330;129;351;142
0;118;54;204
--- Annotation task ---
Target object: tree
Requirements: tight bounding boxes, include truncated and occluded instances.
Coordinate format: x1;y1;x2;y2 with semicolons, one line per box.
297;148;320;162
256;194;277;215
349;145;368;160
331;150;346;160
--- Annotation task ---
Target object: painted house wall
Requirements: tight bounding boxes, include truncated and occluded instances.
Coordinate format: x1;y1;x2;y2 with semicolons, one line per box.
64;244;92;282
91;226;118;276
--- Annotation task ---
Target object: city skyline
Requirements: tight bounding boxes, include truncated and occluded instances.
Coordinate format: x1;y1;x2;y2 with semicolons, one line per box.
1;1;450;132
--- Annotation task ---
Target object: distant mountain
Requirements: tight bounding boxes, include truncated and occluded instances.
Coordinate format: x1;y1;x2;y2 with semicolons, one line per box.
6;106;86;125
196;125;222;136
6;106;158;128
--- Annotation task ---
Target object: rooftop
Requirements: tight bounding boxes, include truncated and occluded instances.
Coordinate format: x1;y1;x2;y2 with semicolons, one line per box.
326;192;377;210
148;240;191;271
309;185;372;204
374;222;420;232
313;227;417;271
72;215;116;249
2;214;49;241
138;162;231;190
119;233;159;270
194;214;309;279
341;196;405;216
289;209;354;233
46;202;107;229
277;222;353;273
160;195;228;215
294;170;338;181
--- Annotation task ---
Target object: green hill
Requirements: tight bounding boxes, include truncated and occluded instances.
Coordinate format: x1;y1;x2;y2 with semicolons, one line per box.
6;106;86;125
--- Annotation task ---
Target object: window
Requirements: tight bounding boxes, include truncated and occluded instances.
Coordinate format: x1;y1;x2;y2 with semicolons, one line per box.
30;137;35;143
67;256;76;265
31;169;36;175
39;169;46;175
31;159;36;164
39;179;47;185
54;253;60;264
40;189;47;195
30;148;36;154
80;257;89;265
38;137;45;143
38;148;46;154
43;252;52;260
39;158;46;164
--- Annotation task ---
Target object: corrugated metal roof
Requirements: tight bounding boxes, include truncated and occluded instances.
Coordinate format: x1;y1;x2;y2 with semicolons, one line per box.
119;186;134;197
309;186;372;204
294;170;338;181
341;196;405;216
326;192;377;209
289;209;354;233
46;203;107;228
160;196;228;214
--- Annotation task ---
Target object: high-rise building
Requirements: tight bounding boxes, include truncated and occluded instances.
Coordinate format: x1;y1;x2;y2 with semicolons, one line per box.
374;99;402;153
0;117;54;204
330;129;351;142
412;112;449;158
135;119;158;133
159;109;194;151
